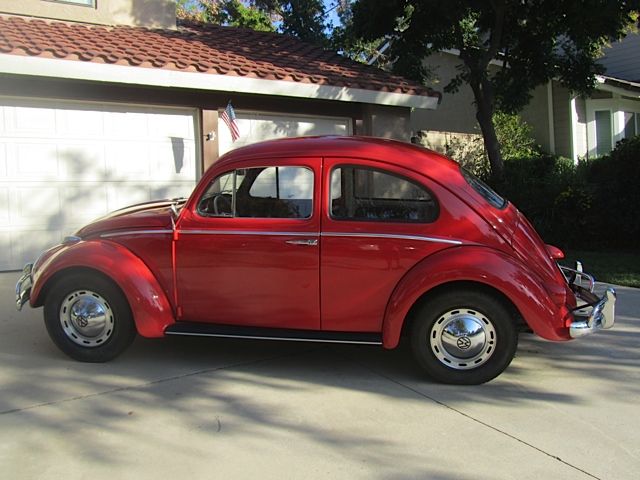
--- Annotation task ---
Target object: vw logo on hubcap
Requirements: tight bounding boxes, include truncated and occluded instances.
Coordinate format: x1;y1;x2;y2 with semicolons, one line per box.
76;315;89;328
456;336;472;350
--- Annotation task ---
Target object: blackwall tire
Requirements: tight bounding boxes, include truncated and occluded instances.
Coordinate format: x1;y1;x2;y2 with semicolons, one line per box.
411;290;518;385
43;273;136;362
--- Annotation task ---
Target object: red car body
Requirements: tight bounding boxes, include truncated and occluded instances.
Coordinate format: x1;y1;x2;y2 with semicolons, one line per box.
16;136;615;384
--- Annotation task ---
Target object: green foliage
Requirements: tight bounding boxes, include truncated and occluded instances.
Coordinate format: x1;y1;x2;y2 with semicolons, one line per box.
270;0;330;46
177;1;275;31
444;134;488;179
446;113;538;179
490;137;640;251
330;1;386;62
563;250;640;288
223;1;277;31
349;0;640;177
492;112;539;161
586;136;640;248
176;0;329;44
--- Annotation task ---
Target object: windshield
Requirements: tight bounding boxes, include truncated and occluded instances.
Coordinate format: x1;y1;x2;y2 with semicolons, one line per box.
460;167;507;209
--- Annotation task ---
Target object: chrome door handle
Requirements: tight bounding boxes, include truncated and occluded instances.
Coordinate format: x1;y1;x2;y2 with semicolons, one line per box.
285;239;318;246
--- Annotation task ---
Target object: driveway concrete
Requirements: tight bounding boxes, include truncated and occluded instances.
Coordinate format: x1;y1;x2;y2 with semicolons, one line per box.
0;271;638;480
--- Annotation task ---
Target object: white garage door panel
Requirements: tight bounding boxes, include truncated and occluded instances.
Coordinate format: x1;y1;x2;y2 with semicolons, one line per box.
219;112;351;155
0;100;198;270
0;228;62;272
7;142;60;179
0;232;10;271
11;186;62;226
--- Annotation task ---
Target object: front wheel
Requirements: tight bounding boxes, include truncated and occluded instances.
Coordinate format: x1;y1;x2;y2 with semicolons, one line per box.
410;290;518;385
44;273;136;362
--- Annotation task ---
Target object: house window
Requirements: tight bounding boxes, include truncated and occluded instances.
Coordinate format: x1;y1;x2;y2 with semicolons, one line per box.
47;0;95;6
595;110;612;156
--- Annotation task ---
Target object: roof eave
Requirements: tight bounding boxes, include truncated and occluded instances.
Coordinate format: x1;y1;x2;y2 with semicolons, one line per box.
595;74;640;98
0;54;439;110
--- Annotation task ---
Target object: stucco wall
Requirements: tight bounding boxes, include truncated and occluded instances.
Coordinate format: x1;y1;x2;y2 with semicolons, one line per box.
0;0;176;28
521;83;552;153
551;82;573;158
410;52;480;135
574;97;588;159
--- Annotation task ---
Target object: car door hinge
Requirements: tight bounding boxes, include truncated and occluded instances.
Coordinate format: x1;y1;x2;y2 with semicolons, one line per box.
173;230;179;241
177;306;183;318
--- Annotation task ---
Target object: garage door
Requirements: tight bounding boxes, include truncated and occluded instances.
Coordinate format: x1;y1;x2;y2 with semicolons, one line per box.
0;99;198;271
218;112;352;155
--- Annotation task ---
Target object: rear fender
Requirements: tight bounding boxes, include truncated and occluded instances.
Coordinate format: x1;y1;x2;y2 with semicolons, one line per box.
31;240;175;338
382;246;568;349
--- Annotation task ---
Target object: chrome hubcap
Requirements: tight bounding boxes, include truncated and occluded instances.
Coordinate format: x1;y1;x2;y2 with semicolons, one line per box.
60;290;114;347
430;308;496;370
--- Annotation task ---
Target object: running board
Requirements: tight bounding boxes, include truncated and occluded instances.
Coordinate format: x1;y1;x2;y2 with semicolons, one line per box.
165;323;382;345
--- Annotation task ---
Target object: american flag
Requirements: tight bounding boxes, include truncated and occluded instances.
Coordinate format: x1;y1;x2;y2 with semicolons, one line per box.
221;101;240;142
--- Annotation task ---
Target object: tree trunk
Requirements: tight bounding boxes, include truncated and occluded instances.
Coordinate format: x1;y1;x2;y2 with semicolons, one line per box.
469;78;504;183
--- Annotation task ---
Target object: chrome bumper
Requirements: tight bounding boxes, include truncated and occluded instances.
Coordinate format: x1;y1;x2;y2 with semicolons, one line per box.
560;264;616;338
15;263;33;311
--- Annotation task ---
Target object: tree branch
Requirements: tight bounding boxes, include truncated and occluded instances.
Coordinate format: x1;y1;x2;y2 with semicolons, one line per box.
482;0;506;69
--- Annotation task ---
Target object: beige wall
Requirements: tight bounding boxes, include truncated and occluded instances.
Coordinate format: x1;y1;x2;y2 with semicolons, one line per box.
551;82;573;159
0;0;176;28
521;83;552;153
574;96;588;159
410;52;481;135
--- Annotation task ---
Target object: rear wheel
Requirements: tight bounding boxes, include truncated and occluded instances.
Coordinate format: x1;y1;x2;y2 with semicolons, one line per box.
411;290;518;384
44;273;136;362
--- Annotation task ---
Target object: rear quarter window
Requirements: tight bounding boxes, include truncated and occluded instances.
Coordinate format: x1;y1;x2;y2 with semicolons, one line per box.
460;168;507;209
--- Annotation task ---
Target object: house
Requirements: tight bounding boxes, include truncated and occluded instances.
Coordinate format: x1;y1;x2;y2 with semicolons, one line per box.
0;0;439;271
411;35;640;162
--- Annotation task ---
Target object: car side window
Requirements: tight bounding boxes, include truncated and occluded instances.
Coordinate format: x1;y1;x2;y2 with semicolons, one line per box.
330;166;438;223
198;166;313;219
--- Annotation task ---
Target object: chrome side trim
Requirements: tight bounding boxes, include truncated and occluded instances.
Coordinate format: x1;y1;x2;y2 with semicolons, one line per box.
177;229;461;244
321;232;463;245
285;239;319;246
100;229;174;238
164;331;382;345
179;230;319;237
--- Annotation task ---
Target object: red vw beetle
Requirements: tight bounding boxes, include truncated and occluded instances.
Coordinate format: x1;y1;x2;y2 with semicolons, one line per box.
16;136;615;384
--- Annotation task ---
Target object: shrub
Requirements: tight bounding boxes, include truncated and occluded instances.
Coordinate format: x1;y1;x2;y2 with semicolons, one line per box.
490;136;640;251
586;136;640;250
492;112;540;161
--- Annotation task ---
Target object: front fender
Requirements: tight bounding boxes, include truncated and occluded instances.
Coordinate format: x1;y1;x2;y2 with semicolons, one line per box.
31;240;175;338
382;246;569;349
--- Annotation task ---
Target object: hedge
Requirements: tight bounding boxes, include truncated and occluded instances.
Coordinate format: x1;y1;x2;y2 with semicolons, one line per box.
489;136;640;251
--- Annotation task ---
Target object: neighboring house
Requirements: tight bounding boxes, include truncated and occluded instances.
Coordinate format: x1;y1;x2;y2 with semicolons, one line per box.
411;35;640;162
0;0;439;271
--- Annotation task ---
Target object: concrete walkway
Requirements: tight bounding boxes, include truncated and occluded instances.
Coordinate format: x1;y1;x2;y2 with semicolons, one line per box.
1;271;638;480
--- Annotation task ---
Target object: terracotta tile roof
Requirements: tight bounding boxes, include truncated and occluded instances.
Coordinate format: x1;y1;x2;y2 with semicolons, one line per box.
0;14;437;98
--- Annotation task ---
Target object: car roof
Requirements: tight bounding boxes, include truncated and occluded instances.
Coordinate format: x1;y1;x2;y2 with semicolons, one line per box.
214;135;461;178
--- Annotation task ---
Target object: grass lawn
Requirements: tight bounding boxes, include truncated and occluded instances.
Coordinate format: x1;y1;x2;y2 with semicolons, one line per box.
562;250;640;288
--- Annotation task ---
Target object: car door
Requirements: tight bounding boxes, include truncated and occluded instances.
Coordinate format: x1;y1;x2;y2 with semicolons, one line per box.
321;157;454;332
175;158;320;330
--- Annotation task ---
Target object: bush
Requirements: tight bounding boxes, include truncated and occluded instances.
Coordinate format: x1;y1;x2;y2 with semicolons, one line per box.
492;112;540;161
490;137;640;251
451;112;540;178
586;136;640;249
